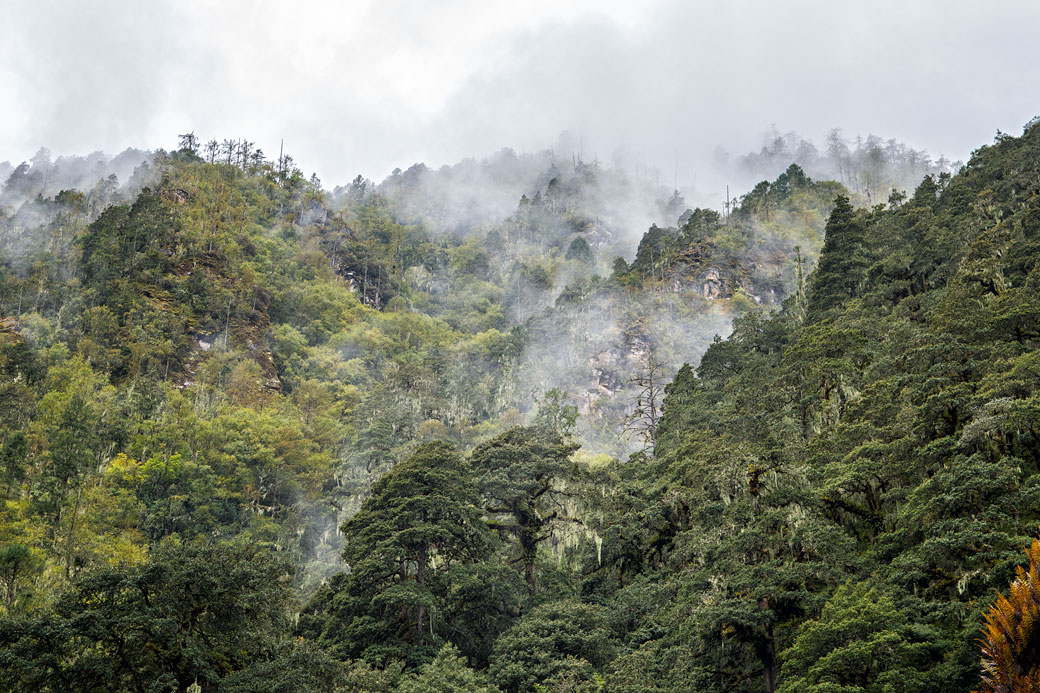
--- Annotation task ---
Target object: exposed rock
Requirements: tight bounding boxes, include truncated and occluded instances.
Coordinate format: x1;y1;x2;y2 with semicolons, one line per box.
703;267;722;299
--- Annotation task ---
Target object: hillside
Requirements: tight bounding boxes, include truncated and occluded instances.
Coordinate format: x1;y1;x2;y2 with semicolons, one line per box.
0;119;1037;691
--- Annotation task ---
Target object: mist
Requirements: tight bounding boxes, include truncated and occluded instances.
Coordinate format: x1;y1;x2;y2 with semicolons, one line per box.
2;1;1037;195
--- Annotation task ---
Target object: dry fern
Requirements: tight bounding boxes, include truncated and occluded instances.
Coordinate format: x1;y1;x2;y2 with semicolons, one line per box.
976;531;1040;692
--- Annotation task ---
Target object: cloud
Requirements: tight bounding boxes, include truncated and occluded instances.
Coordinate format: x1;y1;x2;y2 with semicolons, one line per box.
1;0;1037;193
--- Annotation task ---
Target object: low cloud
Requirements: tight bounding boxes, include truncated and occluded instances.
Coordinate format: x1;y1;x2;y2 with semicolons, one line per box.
1;0;1037;193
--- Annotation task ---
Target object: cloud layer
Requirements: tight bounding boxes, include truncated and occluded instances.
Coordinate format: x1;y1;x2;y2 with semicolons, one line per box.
2;0;1038;194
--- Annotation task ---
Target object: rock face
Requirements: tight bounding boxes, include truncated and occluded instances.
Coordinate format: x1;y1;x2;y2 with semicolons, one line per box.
589;350;624;398
297;199;329;227
703;267;723;299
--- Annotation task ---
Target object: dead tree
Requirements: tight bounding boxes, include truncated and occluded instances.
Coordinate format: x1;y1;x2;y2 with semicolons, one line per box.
621;345;665;455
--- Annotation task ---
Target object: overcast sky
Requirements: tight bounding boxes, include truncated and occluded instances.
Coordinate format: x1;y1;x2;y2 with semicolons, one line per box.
2;0;1038;189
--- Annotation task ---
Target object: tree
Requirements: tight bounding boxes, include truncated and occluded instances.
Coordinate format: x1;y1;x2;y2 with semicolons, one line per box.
976;531;1040;692
779;582;940;692
396;644;501;693
629;225;679;283
0;543;296;692
621;346;665;455
488;600;615;693
310;441;492;664
0;545;39;615
177;131;199;155
826;129;850;186
534;388;579;439
218;640;350;693
0;432;28;496
565;236;594;264
37;394;100;577
611;257;629;281
471;427;580;596
805;196;868;321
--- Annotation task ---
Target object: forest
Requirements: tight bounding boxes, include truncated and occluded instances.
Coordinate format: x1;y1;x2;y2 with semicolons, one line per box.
0;118;1038;692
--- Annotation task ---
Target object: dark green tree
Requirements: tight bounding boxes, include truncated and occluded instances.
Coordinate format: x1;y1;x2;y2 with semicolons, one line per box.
470;427;580;596
488;600;615;693
565;236;594;264
308;441;493;665
396;643;500;693
806;195;868;321
0;544;39;615
778;582;941;692
0;431;28;496
0;543;295;692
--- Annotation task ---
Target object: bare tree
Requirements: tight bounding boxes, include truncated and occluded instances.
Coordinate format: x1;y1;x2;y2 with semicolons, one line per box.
237;140;254;170
177;131;199;154
621;345;665;455
220;139;237;165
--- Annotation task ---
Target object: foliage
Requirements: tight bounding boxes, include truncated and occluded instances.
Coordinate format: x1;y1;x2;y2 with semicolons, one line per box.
305;441;496;665
0;542;296;692
471;427;581;596
395;644;500;693
1;121;1038;692
975;532;1040;692
488;600;615;693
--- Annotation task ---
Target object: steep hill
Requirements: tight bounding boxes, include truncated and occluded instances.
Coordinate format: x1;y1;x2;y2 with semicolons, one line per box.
2;120;1035;691
587;119;1040;691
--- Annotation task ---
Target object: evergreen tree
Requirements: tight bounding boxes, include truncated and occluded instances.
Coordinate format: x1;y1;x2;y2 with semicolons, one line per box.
470;427;580;596
564;236;594;264
308;441;493;665
806;195;868;321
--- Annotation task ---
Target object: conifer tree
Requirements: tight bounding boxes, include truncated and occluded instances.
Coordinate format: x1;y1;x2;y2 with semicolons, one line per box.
806;195;867;321
312;441;492;664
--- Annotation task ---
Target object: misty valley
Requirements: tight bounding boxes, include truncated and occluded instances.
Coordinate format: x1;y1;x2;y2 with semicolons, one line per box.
1;120;1039;693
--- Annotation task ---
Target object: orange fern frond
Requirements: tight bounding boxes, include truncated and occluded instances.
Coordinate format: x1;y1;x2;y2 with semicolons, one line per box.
975;532;1040;693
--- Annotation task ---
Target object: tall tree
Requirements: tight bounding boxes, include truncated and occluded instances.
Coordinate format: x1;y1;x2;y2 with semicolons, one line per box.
805;195;868;322
309;441;492;664
470;427;580;596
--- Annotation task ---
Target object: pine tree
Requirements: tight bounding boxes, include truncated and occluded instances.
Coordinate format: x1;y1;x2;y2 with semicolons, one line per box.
312;442;493;664
805;195;867;321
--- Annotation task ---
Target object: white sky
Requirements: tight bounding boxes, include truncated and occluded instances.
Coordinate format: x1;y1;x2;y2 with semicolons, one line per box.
2;0;1038;187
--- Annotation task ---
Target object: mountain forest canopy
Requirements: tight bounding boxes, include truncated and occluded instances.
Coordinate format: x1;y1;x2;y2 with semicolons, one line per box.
0;118;1039;691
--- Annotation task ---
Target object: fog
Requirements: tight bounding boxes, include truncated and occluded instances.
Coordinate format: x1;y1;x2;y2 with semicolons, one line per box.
2;0;1037;198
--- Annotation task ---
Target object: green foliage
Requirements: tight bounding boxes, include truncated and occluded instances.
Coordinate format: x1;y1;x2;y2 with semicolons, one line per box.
488;600;615;693
564;236;594;264
307;441;496;665
805;195;868;321
0;544;40;614
471;427;581;596
2;121;1039;692
396;644;500;693
218;640;350;693
534;388;580;438
0;542;295;692
778;582;941;692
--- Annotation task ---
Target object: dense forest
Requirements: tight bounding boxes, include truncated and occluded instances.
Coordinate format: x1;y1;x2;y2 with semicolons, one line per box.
0;118;1038;692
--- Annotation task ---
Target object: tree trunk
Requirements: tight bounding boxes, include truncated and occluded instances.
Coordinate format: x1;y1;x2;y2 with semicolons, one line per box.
64;484;83;579
520;527;537;597
756;620;777;693
416;543;427;643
